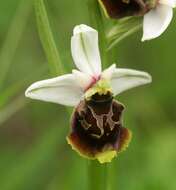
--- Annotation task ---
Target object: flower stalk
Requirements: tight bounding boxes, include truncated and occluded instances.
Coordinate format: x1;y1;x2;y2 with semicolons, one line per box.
86;1;114;189
88;161;108;190
34;0;63;76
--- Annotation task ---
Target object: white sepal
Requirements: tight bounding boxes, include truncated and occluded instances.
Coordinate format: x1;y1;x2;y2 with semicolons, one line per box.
110;68;152;96
159;0;176;8
25;74;84;107
142;4;173;41
71;24;102;77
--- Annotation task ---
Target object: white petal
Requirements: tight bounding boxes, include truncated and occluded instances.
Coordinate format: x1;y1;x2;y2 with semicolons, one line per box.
71;24;101;77
110;68;152;96
101;64;116;80
72;69;93;90
25;74;84;106
159;0;176;8
142;4;173;41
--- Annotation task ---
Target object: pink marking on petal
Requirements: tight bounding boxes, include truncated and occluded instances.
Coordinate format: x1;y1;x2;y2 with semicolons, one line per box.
84;75;101;92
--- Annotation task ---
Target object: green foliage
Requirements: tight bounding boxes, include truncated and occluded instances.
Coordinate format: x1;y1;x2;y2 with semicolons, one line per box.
106;17;142;50
34;0;63;76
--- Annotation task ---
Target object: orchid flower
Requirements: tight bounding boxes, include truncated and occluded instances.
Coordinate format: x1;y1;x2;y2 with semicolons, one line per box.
25;24;152;163
98;0;176;41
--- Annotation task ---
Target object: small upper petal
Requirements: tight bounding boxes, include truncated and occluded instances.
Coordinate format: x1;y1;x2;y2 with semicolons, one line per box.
142;4;173;41
72;69;93;90
71;24;102;77
25;74;84;107
101;64;116;80
110;68;152;96
159;0;176;8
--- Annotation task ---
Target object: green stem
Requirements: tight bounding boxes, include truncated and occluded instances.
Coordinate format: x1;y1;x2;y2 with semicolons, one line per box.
34;0;63;76
87;1;110;190
88;161;108;190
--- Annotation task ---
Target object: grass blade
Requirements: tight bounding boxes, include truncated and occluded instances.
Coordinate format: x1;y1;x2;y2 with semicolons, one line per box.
34;0;64;75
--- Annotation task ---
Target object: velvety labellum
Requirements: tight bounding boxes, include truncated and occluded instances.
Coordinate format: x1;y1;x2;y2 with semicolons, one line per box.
67;92;131;160
99;0;156;18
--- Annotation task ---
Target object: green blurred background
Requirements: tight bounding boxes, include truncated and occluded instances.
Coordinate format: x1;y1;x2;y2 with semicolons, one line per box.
0;0;176;190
